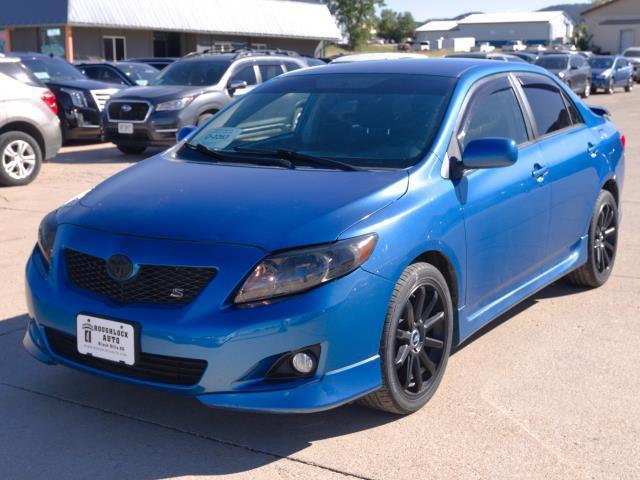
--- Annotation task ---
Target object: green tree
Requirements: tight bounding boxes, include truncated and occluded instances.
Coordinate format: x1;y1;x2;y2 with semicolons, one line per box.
376;9;415;43
396;11;415;43
327;0;385;50
572;24;592;51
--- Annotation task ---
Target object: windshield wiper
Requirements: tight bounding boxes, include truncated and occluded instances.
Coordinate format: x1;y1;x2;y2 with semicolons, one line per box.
186;143;294;169
233;147;362;172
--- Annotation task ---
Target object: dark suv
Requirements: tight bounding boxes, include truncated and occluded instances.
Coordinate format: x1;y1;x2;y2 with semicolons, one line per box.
103;50;314;154
76;62;159;87
535;54;592;98
8;53;123;141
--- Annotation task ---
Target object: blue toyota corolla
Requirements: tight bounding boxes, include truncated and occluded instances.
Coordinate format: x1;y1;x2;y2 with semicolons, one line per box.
24;59;625;414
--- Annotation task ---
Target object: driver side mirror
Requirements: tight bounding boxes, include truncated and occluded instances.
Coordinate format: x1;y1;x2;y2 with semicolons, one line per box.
228;79;248;96
462;138;518;170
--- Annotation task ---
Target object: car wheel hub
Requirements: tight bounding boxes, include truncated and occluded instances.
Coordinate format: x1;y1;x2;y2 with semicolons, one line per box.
2;140;36;180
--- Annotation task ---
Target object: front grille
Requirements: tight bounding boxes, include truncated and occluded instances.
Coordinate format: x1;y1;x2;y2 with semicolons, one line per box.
45;328;207;386
108;101;150;121
90;89;118;111
65;249;216;305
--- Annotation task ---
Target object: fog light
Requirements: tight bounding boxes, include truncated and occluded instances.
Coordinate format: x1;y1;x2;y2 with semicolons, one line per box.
292;352;316;374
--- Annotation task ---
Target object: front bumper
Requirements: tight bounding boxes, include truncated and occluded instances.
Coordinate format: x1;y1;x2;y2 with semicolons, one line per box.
103;109;189;148
24;224;392;412
591;76;610;90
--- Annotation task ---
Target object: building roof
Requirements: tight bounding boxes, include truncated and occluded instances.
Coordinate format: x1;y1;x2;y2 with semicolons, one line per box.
0;0;341;41
458;11;572;25
415;21;459;33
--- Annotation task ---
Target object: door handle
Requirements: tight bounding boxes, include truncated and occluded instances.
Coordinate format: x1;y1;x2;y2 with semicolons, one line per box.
532;163;549;182
587;142;599;158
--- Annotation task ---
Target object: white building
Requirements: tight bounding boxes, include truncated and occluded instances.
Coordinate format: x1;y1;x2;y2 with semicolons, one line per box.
414;21;459;50
582;0;640;54
414;11;574;50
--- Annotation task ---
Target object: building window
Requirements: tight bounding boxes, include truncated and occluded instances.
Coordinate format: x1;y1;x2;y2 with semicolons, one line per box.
39;27;65;57
104;36;126;61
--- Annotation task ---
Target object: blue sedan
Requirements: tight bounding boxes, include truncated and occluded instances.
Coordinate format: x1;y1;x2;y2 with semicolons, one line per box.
590;55;634;93
24;59;625;414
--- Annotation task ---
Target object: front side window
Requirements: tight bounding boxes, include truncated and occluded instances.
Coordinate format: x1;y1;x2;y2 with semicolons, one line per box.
231;65;258;86
458;78;528;150
518;74;573;136
186;73;456;169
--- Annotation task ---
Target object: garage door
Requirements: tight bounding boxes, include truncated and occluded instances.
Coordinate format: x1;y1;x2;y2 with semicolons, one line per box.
620;29;636;53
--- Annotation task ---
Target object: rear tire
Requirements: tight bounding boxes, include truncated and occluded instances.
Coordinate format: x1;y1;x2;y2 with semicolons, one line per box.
582;82;591;98
0;131;43;187
196;112;216;126
116;145;146;155
358;263;453;414
565;190;618;288
606;79;615;94
625;79;633;92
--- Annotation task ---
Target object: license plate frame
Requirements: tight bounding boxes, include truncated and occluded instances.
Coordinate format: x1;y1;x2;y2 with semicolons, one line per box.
76;314;138;366
117;122;134;135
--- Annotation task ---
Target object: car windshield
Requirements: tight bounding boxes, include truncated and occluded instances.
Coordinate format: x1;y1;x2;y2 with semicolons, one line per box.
150;59;230;86
119;63;159;85
536;56;569;69
590;57;614;69
186;73;456;169
624;49;640;58
19;56;85;81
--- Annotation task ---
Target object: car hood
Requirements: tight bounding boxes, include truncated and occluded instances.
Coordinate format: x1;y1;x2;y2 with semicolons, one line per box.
61;152;409;251
46;78;123;91
110;85;209;102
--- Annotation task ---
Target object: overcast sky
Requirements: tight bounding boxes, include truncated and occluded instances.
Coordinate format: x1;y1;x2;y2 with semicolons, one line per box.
381;0;589;21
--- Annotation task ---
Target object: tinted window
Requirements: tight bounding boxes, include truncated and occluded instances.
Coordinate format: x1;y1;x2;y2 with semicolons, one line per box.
589;57;614;69
151;59;230;86
0;61;43;86
17;56;85;81
187;74;456;169
284;61;302;72
563;92;583;125
536;56;569;70
258;64;284;82
518;74;572;135
231;65;257;85
624;49;640;58
459;79;528;149
570;56;584;68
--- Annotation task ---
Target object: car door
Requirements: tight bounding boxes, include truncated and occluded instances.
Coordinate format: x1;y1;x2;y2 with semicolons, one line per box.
569;55;584;91
615;58;632;86
515;73;601;263
454;75;551;311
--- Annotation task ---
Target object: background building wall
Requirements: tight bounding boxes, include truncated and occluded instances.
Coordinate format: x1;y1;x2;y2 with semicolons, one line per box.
584;0;640;53
73;28;153;60
456;22;553;46
10;27;38;51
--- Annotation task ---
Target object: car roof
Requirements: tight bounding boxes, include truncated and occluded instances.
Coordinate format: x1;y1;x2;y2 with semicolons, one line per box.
286;57;543;79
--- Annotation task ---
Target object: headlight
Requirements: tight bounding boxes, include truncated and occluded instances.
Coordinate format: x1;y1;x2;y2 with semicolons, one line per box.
599;69;612;78
60;88;87;108
155;97;194;111
37;210;59;267
557;71;566;79
235;234;378;304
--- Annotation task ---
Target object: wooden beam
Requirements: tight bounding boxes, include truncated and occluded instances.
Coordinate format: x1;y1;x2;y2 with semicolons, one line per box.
3;28;11;52
64;25;74;62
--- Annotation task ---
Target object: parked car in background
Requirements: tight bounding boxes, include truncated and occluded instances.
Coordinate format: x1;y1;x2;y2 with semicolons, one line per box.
0;58;62;186
8;53;122;142
535;54;592;97
589;55;634;94
127;57;179;70
331;53;425;63
76;62;159;87
446;52;526;62
24;59;625;415
622;47;640;82
103;49;312;154
509;51;539;63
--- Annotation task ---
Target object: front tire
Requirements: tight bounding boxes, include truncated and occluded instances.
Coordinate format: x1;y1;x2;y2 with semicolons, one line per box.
116;145;146;155
625;78;633;92
0;131;43;187
606;78;615;94
359;263;453;414
565;190;618;287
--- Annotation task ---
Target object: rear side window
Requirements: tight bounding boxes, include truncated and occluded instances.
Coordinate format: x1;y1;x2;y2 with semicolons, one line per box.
459;77;529;149
518;74;573;136
258;64;284;82
0;61;43;87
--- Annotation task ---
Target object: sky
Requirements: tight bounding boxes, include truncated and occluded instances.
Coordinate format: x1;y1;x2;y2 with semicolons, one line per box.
381;0;589;21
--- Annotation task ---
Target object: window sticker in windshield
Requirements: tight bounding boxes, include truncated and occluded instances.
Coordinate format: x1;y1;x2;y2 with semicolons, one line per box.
33;72;51;80
199;128;242;150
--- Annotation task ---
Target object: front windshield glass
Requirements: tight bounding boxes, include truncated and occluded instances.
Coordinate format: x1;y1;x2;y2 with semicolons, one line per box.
186;73;456;169
19;56;85;81
150;59;230;86
119;63;159;85
589;57;614;69
624;49;640;58
536;56;569;69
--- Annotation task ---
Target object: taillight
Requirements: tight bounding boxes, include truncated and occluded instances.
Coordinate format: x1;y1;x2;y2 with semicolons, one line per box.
620;134;626;151
41;91;58;115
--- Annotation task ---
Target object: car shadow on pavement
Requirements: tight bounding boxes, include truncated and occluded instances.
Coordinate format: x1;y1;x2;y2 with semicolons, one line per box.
0;280;590;479
50;142;163;165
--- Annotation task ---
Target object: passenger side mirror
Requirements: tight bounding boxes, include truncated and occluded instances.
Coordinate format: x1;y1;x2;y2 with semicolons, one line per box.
176;125;197;142
228;79;248;96
462;138;518;170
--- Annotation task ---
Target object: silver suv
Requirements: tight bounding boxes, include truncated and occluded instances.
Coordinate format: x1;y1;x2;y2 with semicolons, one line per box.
103;50;318;154
0;57;62;186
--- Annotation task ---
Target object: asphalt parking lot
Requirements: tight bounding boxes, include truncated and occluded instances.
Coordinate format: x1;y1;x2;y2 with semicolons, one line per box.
1;90;639;480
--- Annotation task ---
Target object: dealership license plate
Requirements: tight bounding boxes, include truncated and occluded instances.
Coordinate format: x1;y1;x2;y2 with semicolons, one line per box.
117;122;134;134
76;314;135;365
